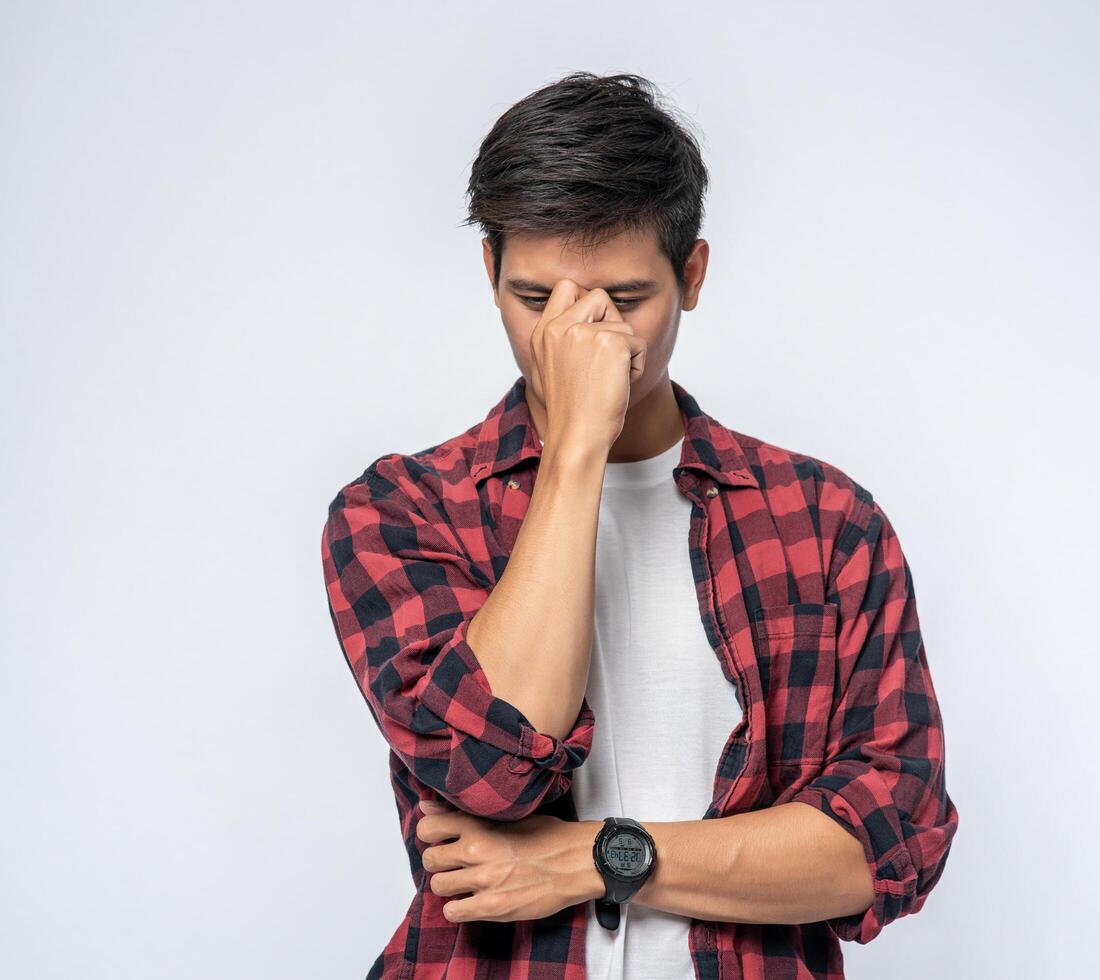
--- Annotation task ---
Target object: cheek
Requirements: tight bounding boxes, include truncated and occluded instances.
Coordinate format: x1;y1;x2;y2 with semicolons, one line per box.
631;309;677;355
500;311;537;366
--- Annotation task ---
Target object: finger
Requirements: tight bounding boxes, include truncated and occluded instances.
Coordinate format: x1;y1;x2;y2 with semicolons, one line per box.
560;285;625;324
583;325;647;382
422;840;470;872
552;317;644;382
442;893;495;924
540;278;585;324
429;867;483;897
415;812;469;844
581;319;634;336
622;331;647;381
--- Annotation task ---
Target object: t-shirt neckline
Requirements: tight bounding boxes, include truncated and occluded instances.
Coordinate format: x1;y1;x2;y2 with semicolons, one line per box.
600;437;685;490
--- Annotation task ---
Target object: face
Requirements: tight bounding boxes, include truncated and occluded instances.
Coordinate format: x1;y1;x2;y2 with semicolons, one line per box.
483;224;709;407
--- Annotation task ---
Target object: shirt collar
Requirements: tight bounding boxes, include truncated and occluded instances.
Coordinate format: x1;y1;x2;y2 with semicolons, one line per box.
469;374;759;489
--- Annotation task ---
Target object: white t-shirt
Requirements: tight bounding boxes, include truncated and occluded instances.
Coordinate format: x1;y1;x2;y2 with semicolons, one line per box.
565;435;745;979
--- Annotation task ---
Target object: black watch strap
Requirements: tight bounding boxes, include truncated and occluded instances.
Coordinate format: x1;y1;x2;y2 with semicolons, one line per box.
595;896;622;930
592;817;656;930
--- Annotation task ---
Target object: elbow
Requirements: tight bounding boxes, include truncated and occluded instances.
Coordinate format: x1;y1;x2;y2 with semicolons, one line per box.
790;767;961;943
404;670;595;821
401;699;590;822
846;800;960;943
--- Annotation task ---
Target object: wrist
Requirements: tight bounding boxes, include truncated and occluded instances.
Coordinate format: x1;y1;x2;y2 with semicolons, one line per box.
561;819;607;905
539;438;608;478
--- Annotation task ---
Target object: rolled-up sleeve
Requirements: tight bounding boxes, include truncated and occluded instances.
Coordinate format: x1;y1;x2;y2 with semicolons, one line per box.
321;461;595;821
791;496;959;943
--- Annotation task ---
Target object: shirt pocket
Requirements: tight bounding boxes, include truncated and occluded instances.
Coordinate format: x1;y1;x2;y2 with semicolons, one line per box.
748;601;840;773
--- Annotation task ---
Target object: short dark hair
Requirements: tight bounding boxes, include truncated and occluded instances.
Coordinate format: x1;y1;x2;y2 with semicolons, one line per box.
461;72;710;293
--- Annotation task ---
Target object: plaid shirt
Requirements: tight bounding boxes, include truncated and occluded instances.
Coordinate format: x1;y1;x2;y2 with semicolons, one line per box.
322;374;959;980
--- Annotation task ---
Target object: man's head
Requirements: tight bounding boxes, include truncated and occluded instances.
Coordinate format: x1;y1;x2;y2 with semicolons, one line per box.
462;72;710;400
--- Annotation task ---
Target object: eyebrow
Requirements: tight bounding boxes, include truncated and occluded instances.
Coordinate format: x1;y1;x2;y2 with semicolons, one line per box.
505;277;659;294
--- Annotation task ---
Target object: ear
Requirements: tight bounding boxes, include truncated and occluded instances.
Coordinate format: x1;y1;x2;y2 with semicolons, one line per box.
482;237;499;309
680;239;709;312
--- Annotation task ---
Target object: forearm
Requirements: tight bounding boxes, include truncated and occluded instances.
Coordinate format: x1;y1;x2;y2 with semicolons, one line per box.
465;439;606;740
567;802;873;925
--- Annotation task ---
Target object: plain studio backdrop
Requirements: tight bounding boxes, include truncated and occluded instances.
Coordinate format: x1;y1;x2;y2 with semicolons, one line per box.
2;2;1097;978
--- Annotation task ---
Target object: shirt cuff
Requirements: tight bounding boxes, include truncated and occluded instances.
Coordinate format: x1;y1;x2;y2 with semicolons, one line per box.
791;772;919;943
415;615;595;775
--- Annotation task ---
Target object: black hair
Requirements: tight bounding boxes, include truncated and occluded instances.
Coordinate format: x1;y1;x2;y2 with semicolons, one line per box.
461;71;710;293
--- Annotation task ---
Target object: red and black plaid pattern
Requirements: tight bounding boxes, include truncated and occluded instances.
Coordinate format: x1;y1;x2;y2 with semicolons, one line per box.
322;374;959;979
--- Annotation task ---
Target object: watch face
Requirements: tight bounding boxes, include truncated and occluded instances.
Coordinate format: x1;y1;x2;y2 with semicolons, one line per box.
599;830;652;878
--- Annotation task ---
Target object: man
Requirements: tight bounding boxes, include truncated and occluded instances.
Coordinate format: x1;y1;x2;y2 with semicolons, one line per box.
322;71;959;980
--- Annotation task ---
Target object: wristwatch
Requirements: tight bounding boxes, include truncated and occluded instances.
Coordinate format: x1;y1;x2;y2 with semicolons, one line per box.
591;816;657;929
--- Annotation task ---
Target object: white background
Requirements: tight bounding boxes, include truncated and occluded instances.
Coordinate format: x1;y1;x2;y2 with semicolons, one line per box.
2;2;1097;977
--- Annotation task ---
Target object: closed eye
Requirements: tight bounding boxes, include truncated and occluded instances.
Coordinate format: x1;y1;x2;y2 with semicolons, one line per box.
518;295;642;311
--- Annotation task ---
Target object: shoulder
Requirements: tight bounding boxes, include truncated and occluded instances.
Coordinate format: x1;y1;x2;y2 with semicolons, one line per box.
324;421;482;527
730;425;874;516
724;423;881;570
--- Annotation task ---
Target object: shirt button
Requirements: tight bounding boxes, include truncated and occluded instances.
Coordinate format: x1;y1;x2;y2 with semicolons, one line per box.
506;479;520;490
705;485;719;497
